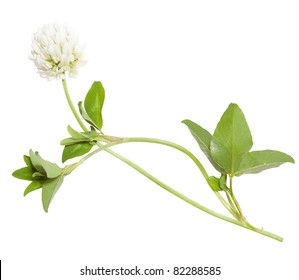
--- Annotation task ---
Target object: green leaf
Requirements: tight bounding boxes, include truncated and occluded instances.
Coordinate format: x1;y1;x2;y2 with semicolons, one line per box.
40;161;61;178
23;155;34;169
29;150;45;173
42;176;64;212
210;103;253;175
182;119;225;173
89;126;98;137
67;125;89;140
29;150;61;178
219;174;228;191
32;171;45;179
78;101;97;128
235;150;295;176
207;174;228;192
60;137;84;146
60;126;97;146
207;176;221;191
84;81;105;130
62;143;93;163
24;181;43;196
12;167;33;181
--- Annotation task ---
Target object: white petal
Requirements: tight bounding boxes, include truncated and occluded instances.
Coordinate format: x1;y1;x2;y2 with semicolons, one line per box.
29;22;86;80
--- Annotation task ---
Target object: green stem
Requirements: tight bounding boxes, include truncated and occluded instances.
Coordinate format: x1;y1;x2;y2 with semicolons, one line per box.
228;176;261;231
229;176;246;222
122;137;209;180
63;141;121;175
224;191;241;218
214;191;240;220
62;79;89;132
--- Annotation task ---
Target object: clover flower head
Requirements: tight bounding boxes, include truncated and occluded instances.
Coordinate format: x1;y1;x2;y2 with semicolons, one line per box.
29;22;86;80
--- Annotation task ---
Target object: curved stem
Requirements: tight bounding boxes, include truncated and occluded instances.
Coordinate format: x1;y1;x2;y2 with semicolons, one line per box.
122;137;209;180
62;79;89;132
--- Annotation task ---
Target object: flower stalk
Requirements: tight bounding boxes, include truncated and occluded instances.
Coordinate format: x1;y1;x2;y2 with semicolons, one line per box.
62;79;88;132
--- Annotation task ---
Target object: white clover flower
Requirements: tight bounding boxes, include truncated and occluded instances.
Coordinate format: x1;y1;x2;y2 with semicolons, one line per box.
29;23;86;80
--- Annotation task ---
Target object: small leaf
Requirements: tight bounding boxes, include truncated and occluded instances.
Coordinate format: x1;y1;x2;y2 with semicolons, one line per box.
235;150;295;176
38;157;61;179
41;162;61;178
210;103;253;175
24;181;43;196
62;143;93;163
67;125;89;140
23;155;34;169
89;126;98;137
78;101;97;128
42;176;64;213
207;176;221;191
60;137;84;146
12;167;33;181
29;150;61;178
60;126;95;146
29;150;45;173
182;119;225;173
32;171;45;178
219;174;228;190
84;81;105;130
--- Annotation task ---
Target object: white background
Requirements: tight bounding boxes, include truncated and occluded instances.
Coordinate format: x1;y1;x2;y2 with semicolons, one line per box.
1;0;299;279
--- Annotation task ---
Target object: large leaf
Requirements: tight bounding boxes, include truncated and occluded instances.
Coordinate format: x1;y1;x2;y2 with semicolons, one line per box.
182;120;225;173
62;142;93;163
235;150;295;176
82;81;105;130
210;103;253;175
42;176;64;213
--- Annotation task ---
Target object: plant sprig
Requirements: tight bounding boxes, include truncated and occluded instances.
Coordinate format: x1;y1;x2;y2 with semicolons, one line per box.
13;23;295;242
